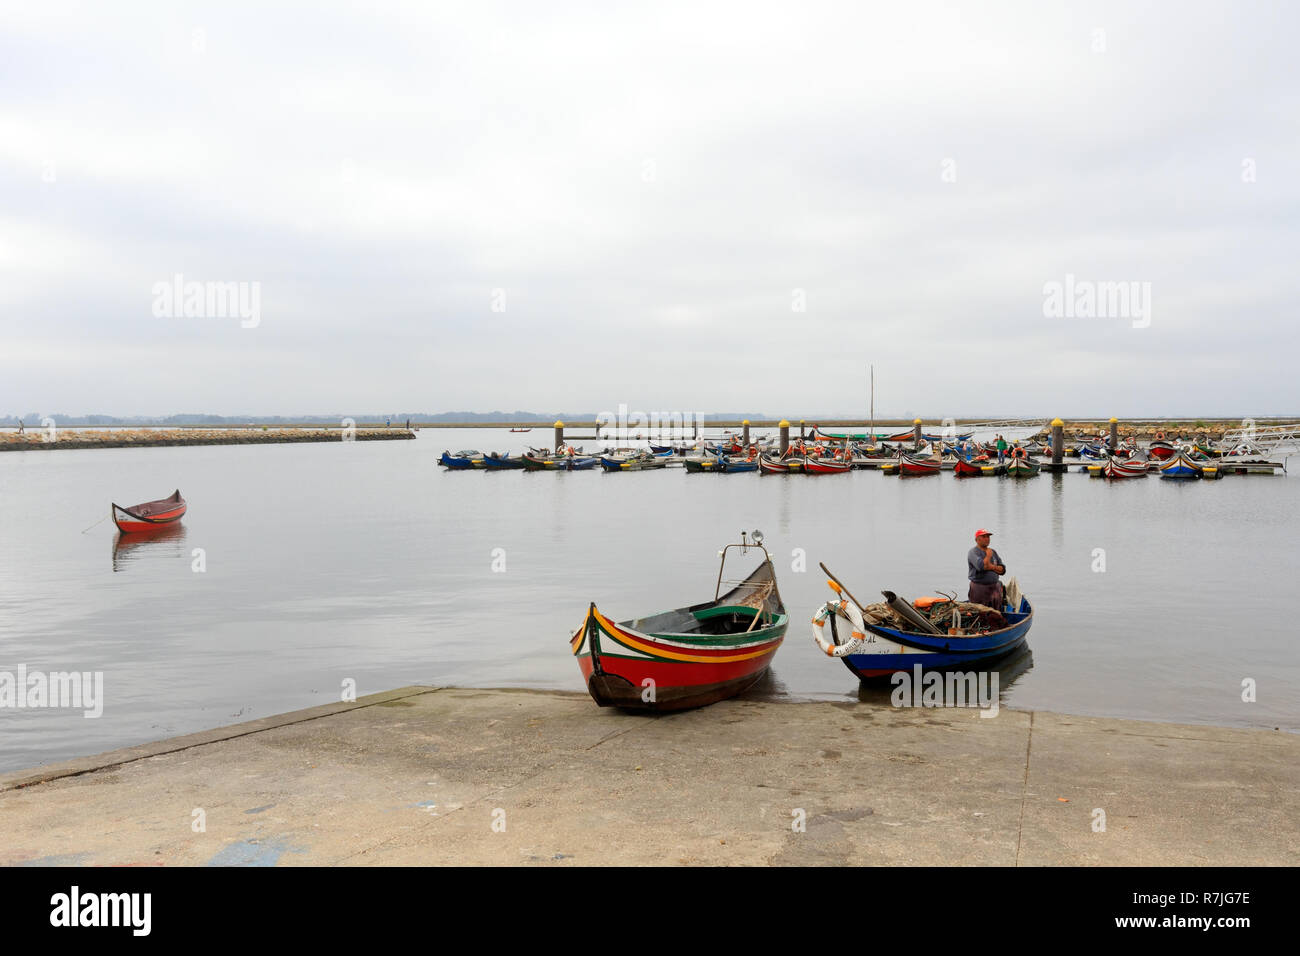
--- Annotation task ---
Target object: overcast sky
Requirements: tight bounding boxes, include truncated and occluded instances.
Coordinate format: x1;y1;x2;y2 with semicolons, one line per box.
2;0;1297;419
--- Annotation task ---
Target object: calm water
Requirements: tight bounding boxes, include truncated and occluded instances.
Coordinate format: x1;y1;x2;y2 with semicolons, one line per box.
1;428;1297;772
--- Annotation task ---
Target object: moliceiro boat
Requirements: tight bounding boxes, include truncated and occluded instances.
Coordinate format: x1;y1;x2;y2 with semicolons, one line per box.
1004;448;1040;477
112;490;187;533
572;532;788;710
1158;450;1203;479
1103;456;1148;479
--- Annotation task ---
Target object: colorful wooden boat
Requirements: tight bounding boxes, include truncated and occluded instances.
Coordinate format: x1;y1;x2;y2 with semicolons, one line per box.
720;456;758;473
802;456;851;474
600;454;670;471
1159;451;1202;479
1004;452;1040;477
1147;440;1176;460
899;454;941;476
522;454;596;470
112;490;187;534
684;456;720;473
572;534;788;710
439;449;485;469
481;452;525;470
953;457;997;477
1102;456;1147;479
1077;443;1107;460
812;580;1033;680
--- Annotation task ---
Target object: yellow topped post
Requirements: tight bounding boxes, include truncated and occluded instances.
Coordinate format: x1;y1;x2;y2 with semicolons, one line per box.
779;420;791;455
913;418;923;448
554;421;565;450
1051;418;1065;465
1108;417;1119;449
742;419;750;447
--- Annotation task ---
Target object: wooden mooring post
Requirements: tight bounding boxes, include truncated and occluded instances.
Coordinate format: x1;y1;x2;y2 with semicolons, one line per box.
1050;417;1065;471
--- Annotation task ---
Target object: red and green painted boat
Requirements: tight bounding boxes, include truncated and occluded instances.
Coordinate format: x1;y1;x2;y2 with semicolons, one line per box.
1004;451;1041;477
572;533;788;710
111;490;187;533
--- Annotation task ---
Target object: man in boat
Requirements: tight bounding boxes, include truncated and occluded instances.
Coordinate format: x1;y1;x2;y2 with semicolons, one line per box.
995;435;1007;462
968;529;1006;608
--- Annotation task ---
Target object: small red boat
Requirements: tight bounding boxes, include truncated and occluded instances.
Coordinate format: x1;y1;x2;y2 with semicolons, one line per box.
111;490;187;533
802;456;851;474
953;457;989;477
899;454;941;476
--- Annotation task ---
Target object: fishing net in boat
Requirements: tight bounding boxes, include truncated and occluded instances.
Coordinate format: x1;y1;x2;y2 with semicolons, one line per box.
856;600;1006;634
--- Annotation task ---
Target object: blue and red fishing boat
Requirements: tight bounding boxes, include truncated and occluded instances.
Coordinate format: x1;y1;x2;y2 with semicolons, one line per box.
811;568;1032;680
572;532;787;710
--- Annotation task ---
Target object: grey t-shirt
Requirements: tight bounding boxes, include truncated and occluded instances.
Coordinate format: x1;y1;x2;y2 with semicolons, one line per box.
968;546;1004;584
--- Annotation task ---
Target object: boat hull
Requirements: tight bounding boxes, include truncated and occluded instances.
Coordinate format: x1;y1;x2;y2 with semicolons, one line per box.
899;455;940;476
111;490;187;534
1159;452;1203;479
839;597;1033;680
803;457;852;474
573;559;787;711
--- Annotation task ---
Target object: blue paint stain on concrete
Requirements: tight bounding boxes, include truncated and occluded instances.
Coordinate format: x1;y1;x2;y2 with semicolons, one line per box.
206;838;305;867
244;804;276;814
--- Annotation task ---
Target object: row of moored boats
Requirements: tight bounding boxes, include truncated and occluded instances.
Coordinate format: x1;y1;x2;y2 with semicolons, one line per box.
441;427;1252;479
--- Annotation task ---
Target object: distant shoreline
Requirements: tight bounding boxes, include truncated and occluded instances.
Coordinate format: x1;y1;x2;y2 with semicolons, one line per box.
0;427;415;452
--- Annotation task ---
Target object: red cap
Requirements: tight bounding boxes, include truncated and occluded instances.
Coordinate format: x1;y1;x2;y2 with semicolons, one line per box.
974;528;993;538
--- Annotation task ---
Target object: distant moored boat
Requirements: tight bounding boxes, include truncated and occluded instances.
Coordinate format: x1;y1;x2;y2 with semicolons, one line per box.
112;490;186;533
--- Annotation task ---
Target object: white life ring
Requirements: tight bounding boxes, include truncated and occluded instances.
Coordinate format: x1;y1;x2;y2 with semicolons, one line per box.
811;599;868;657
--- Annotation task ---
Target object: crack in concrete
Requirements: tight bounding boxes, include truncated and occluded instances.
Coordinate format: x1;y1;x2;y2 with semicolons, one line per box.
1015;710;1035;866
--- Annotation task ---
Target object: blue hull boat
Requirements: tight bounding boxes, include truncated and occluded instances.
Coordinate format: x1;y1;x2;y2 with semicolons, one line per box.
1159;451;1203;479
439;450;483;469
813;586;1033;680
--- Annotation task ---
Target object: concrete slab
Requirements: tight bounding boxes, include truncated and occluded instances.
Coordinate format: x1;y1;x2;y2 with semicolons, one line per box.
1;688;1295;866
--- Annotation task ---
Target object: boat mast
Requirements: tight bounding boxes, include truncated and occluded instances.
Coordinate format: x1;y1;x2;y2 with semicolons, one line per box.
869;364;874;441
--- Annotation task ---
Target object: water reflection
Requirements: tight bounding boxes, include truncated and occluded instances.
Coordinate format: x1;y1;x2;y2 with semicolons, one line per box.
853;644;1035;706
112;524;189;571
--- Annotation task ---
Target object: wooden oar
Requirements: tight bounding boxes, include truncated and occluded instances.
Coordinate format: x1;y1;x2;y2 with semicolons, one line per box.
819;562;871;615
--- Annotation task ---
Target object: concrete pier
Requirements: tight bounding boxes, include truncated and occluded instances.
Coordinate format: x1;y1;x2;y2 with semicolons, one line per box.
2;688;1295;866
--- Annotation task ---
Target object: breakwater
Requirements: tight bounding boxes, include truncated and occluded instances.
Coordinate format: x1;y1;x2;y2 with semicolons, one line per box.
0;427;416;452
